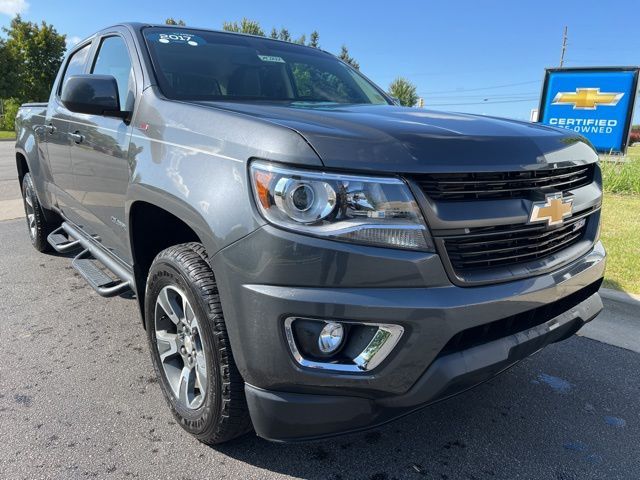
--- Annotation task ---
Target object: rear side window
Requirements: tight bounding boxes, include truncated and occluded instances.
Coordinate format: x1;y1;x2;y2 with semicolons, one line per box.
92;36;135;110
59;44;91;95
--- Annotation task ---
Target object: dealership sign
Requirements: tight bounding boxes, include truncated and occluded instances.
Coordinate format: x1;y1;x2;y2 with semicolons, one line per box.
538;67;639;153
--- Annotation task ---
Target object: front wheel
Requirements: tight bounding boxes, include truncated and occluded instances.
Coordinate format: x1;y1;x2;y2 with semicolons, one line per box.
145;242;252;444
21;172;57;252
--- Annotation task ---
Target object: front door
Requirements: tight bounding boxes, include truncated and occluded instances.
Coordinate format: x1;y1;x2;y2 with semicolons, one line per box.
69;33;136;263
45;42;92;225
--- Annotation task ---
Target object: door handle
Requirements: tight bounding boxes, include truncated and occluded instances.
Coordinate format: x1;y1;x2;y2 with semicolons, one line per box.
69;132;84;144
45;124;56;134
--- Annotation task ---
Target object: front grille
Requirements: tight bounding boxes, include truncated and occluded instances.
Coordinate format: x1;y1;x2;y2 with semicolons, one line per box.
442;207;595;272
436;278;602;358
415;164;595;200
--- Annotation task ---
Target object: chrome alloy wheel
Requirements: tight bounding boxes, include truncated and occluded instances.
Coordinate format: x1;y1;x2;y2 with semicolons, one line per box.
23;188;36;239
154;286;208;410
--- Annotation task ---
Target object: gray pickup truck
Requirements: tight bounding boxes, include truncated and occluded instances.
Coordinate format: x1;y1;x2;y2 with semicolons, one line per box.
15;23;605;444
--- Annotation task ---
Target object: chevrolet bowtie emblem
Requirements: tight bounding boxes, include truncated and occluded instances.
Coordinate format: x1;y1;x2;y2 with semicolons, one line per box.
552;88;624;110
529;193;573;226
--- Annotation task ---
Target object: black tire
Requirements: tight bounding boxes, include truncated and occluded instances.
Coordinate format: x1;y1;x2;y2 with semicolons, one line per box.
145;242;252;444
21;173;57;252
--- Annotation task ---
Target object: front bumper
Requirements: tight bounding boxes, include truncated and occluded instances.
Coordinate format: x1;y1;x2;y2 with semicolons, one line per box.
246;289;601;442
211;226;605;442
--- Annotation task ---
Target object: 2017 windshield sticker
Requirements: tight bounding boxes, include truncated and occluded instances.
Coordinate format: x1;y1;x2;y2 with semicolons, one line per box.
152;33;204;46
258;55;285;63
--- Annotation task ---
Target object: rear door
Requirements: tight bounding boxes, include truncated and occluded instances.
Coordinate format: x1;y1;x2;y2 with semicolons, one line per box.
69;30;138;263
45;42;93;224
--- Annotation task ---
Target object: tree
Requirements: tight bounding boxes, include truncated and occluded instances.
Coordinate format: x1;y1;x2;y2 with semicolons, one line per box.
1;98;21;131
165;18;186;26
339;45;359;70
278;28;291;42
309;31;320;48
222;18;265;36
3;15;66;103
388;77;418;107
0;39;18;99
220;20;358;67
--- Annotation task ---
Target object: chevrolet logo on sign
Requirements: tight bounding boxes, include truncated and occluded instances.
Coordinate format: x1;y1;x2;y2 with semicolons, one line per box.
552;88;624;110
529;193;574;226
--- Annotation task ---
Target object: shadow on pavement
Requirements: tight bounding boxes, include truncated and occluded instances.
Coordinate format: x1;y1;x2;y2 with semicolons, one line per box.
215;337;640;479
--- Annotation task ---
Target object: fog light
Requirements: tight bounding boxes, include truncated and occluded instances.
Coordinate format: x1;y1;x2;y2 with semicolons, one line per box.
284;317;404;372
318;322;344;354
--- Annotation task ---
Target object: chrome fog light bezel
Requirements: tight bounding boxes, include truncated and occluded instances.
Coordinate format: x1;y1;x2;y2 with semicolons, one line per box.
284;317;404;373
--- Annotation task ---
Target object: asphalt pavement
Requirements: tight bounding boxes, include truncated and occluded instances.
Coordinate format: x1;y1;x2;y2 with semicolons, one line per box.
1;140;640;479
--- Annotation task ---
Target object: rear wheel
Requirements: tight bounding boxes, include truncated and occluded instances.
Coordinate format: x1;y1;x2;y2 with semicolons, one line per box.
21;173;57;252
145;242;252;444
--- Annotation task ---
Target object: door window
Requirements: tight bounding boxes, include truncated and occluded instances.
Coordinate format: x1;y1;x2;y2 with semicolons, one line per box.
92;36;135;110
59;44;91;96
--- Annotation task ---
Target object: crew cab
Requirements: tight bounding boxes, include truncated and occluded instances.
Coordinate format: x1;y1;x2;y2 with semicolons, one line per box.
15;23;605;443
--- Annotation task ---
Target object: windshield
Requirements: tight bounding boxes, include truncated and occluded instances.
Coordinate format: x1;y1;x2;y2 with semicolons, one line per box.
143;27;390;105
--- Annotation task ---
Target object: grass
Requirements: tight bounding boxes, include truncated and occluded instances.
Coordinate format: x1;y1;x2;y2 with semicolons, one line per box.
600;146;640;195
0;130;15;140
599;147;639;293
601;193;640;294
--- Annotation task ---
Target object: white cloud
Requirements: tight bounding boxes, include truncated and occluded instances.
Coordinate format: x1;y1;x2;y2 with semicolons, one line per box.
66;36;82;47
0;0;29;16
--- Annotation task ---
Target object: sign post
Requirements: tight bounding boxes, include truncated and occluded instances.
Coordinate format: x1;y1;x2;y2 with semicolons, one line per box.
538;67;639;153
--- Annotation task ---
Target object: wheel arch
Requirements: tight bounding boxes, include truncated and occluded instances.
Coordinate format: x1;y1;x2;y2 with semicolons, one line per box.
128;197;215;326
16;150;29;186
15;147;60;224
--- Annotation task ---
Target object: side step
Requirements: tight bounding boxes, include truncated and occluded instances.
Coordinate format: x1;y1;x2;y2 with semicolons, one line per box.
53;222;134;298
72;249;131;297
47;226;81;253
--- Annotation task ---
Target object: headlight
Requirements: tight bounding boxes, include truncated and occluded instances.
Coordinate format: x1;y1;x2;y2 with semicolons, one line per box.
250;161;434;251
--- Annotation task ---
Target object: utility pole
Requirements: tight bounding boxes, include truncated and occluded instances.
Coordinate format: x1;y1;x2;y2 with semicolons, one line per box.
559;26;568;68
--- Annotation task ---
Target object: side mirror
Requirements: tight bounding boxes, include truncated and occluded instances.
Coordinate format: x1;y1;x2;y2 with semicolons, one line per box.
61;74;129;119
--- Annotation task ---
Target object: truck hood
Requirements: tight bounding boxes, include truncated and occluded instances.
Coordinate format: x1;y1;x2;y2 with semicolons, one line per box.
196;102;596;173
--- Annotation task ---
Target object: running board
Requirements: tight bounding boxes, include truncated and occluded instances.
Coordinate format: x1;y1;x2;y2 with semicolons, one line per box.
72;249;131;297
58;222;133;298
47;226;81;253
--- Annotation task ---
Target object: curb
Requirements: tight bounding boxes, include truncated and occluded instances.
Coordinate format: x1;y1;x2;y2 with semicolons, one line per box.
0;138;16;142
599;288;640;307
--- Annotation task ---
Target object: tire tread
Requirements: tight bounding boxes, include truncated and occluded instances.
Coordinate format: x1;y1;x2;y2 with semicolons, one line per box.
148;243;252;444
21;173;57;252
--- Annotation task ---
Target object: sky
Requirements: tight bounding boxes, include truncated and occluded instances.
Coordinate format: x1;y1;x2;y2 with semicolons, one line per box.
1;0;638;123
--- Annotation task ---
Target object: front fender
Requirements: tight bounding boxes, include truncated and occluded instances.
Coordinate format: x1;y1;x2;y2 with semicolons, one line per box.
125;140;266;260
125;182;250;261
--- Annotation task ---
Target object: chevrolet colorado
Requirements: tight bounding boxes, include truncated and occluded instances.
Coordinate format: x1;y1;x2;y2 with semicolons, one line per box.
14;23;605;444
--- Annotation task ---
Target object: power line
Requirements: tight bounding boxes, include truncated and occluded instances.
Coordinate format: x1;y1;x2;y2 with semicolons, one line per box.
425;97;539;107
425;91;538;99
419;80;540;95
